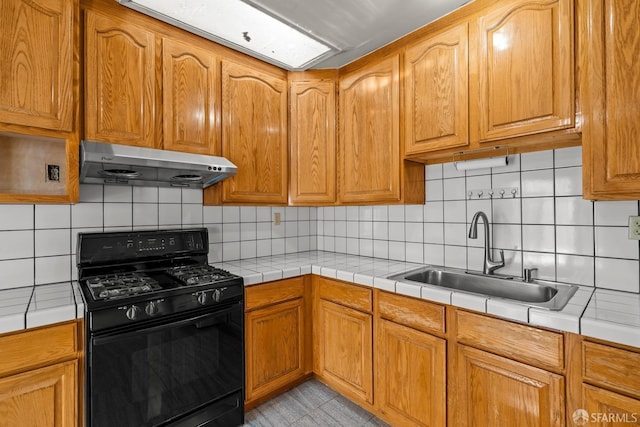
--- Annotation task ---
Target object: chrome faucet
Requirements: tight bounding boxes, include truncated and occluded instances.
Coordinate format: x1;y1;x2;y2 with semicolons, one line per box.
468;211;505;275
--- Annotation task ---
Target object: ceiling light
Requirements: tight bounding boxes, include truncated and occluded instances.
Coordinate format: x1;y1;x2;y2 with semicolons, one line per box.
117;0;336;70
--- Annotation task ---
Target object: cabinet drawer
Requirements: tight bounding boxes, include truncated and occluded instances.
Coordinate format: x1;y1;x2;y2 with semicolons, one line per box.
583;341;640;399
455;310;564;371
0;322;78;377
377;290;445;335
316;277;372;312
245;277;305;311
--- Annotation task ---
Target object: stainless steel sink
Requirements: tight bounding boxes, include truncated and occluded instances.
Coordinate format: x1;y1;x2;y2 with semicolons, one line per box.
388;266;578;310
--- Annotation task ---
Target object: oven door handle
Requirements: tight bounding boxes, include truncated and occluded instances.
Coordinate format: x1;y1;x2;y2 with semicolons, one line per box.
92;305;240;346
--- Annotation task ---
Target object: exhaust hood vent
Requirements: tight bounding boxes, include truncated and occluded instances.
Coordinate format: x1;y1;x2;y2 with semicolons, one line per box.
80;141;237;189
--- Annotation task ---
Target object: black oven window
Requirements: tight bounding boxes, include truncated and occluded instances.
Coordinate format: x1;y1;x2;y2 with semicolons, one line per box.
89;308;242;427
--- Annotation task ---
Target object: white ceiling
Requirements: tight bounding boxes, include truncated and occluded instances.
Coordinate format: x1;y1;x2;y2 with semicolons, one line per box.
246;0;470;69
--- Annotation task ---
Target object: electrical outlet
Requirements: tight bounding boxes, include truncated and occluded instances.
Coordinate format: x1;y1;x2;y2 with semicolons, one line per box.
273;212;281;226
629;216;640;240
46;164;60;182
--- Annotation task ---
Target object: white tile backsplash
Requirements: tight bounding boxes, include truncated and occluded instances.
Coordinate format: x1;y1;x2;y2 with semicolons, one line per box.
522;197;555;224
595;258;640;293
521;150;554;171
104;185;132;202
521;170;554;197
0;230;33;260
595;227;639;259
34;230;69;257
555;167;582;197
555;197;593;226
1;147;638;294
133;187;158;203
103;203;132;227
35;205;70;229
443;177;466;200
594;201;639;226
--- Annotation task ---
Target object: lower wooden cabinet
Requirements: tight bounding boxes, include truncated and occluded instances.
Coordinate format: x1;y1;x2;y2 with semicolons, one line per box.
583;384;640;426
581;339;640;426
376;319;446;427
454;344;565;427
314;298;373;405
244;277;310;407
245;298;306;403
0;360;77;427
0;321;80;427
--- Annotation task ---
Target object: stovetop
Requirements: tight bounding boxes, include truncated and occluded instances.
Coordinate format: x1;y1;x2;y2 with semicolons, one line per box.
84;265;237;302
85;272;162;301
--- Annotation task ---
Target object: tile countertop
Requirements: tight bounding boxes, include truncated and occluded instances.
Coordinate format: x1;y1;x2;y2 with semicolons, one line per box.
0;282;83;334
0;251;638;349
213;251;640;349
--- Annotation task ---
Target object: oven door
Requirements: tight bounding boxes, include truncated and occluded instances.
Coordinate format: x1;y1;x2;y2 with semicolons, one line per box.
87;302;244;427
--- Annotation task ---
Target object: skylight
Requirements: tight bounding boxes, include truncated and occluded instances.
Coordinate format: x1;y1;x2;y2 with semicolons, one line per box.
119;0;335;70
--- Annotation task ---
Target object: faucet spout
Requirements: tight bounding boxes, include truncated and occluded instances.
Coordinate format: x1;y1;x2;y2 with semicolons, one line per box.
468;211;505;275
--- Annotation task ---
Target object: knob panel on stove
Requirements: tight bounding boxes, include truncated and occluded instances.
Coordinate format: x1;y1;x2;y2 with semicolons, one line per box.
197;292;207;305
126;305;141;320
145;301;158;316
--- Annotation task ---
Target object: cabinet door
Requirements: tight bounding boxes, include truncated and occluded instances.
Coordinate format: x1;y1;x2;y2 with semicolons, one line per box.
290;80;336;205
85;11;156;148
455;345;565;427
0;360;77;427
581;0;640;199
376;319;446;427
315;299;373;404
405;23;469;155
339;56;401;203
245;298;305;403
221;60;288;204
583;384;640;426
0;0;74;132
162;38;218;155
474;0;574;142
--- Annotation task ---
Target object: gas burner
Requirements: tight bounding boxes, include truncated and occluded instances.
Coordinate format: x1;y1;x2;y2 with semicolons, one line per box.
167;265;234;286
85;273;161;301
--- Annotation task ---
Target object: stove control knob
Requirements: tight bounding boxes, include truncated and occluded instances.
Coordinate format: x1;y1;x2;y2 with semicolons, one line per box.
197;293;207;305
211;289;222;303
145;301;158;316
126;305;141;320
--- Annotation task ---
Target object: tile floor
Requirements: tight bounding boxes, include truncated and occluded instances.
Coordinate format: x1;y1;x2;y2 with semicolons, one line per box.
242;379;389;426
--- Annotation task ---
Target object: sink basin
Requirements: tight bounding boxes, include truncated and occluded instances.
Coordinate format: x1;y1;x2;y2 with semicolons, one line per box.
388;266;578;310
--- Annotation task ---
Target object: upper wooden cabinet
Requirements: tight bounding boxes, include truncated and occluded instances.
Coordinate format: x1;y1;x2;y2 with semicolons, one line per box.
289;77;337;205
472;0;574;142
84;10;156;148
580;0;640;200
405;22;469;155
162;38;219;155
0;0;74;132
218;60;288;204
339;56;401;204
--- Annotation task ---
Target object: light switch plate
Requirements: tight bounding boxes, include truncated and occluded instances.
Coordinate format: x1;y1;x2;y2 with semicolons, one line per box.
629;216;640;240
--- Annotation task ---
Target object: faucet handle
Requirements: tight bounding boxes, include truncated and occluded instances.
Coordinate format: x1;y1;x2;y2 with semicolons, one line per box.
523;267;538;282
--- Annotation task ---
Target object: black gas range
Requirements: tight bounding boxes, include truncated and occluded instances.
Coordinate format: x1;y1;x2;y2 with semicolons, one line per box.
78;228;244;427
